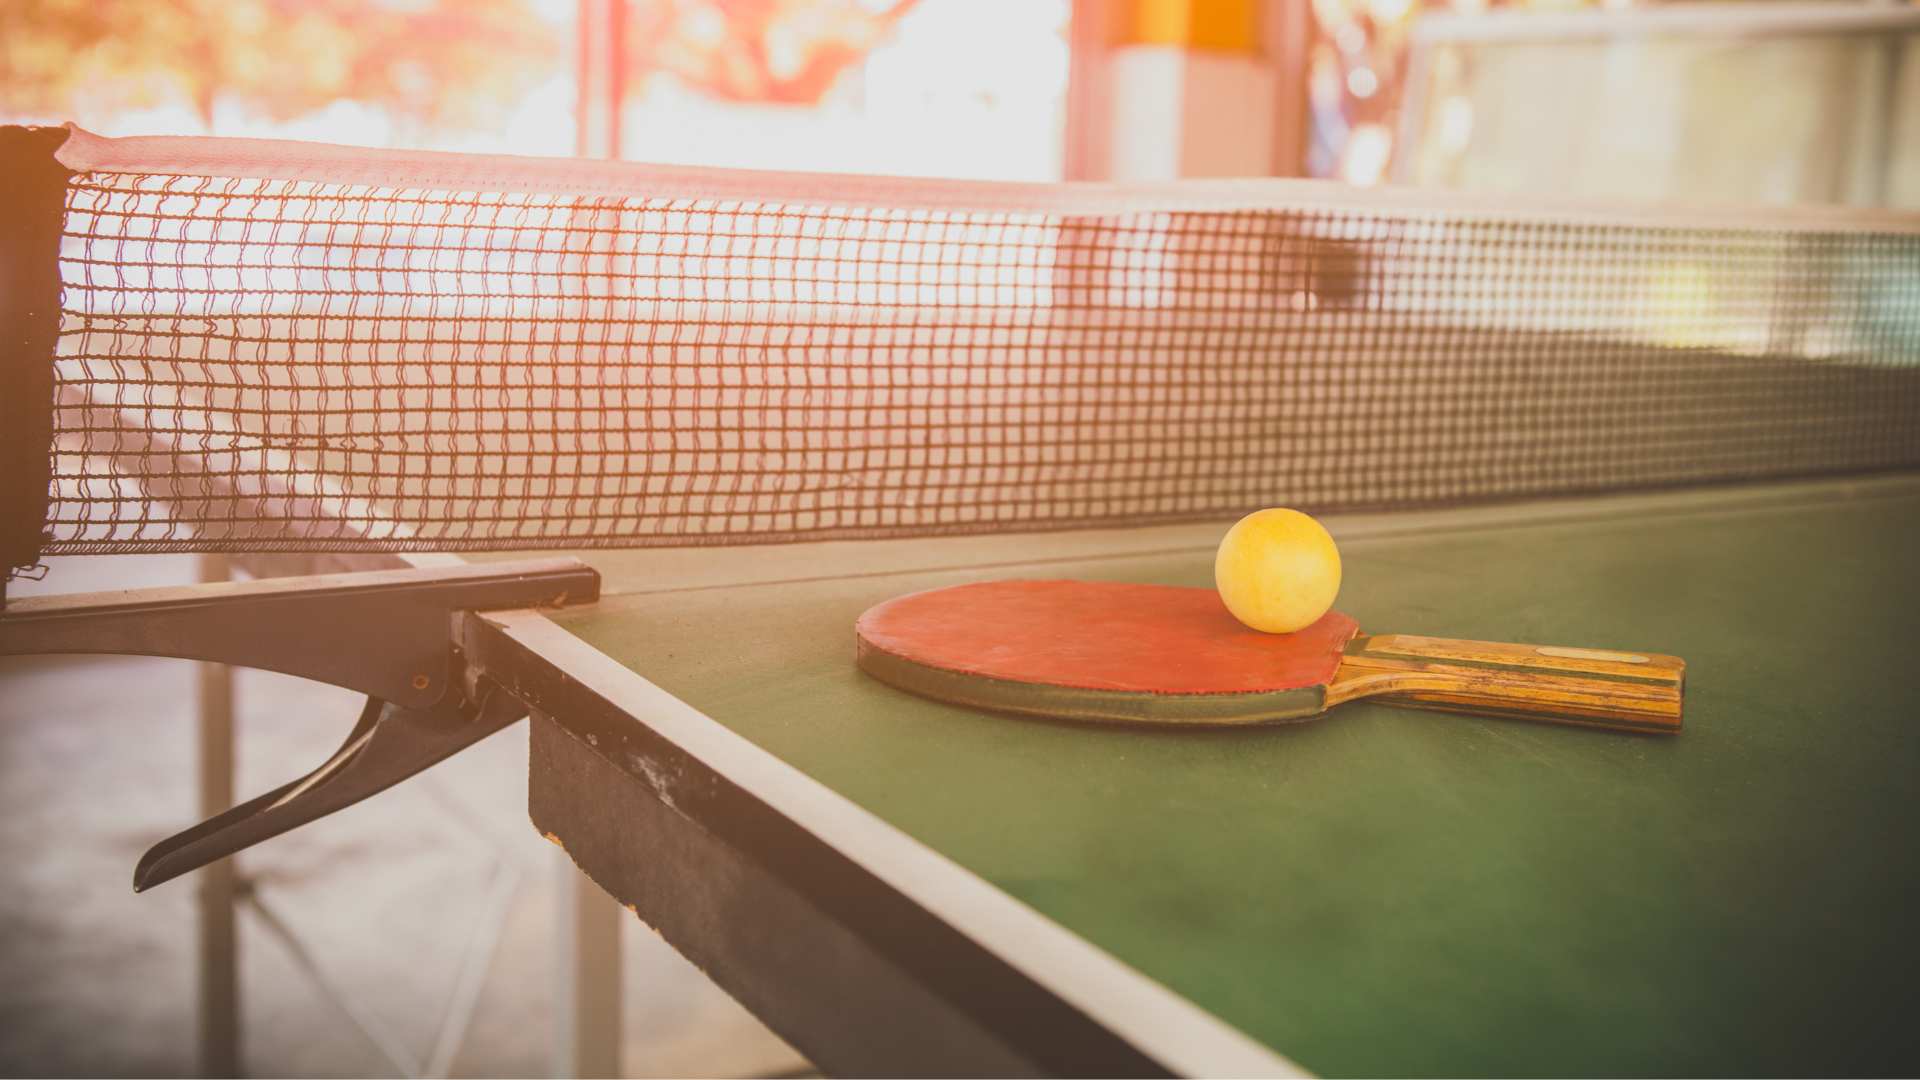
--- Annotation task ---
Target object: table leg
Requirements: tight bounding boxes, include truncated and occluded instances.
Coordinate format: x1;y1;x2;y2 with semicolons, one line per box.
196;554;240;1077
550;746;623;1079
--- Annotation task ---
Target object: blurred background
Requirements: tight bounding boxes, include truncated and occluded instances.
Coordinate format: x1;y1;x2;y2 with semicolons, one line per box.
1;1;1916;1077
3;0;1915;197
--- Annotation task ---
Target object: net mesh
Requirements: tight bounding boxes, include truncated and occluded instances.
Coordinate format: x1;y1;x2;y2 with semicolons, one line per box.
37;155;1920;553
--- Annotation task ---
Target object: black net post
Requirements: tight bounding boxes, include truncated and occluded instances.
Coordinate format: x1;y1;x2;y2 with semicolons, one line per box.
0;125;72;596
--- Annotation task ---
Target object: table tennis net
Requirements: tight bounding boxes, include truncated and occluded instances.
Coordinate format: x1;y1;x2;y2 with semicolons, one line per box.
4;124;1919;574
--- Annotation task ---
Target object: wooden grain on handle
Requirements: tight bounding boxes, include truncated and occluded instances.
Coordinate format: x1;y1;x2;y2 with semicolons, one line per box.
1327;634;1684;734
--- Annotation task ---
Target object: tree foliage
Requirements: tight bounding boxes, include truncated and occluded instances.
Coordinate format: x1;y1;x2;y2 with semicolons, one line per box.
628;0;922;105
0;0;924;133
0;0;560;129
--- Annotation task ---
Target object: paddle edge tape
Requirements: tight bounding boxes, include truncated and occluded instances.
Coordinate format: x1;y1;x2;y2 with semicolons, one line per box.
0;125;74;586
855;635;1330;727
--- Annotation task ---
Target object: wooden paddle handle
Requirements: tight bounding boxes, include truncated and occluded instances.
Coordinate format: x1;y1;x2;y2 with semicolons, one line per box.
1328;634;1684;734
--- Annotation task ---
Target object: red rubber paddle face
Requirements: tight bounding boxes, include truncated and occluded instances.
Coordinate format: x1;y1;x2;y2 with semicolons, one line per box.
854;579;1361;725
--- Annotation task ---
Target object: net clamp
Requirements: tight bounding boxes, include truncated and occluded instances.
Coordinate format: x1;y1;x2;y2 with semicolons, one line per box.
0;558;600;890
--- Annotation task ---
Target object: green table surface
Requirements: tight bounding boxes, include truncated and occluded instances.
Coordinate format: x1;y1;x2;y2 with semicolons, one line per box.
548;483;1920;1076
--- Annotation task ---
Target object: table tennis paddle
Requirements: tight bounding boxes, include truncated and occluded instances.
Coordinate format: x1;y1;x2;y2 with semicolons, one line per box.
855;580;1683;734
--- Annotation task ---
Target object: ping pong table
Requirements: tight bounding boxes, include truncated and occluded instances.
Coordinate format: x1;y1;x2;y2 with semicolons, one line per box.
402;472;1920;1077
7;123;1918;1077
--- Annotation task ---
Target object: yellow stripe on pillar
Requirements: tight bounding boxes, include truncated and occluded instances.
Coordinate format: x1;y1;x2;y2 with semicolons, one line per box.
1116;0;1260;53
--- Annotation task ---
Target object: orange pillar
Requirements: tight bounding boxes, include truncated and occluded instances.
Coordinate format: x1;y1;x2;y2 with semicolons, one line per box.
1068;0;1286;180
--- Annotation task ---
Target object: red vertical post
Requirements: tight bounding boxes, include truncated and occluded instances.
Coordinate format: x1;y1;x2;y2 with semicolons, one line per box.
576;0;628;159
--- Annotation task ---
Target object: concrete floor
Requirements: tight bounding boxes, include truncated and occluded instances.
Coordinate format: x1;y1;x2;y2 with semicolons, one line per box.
0;556;811;1078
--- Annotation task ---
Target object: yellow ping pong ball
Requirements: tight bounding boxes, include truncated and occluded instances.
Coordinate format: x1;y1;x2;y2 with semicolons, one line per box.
1214;508;1342;634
